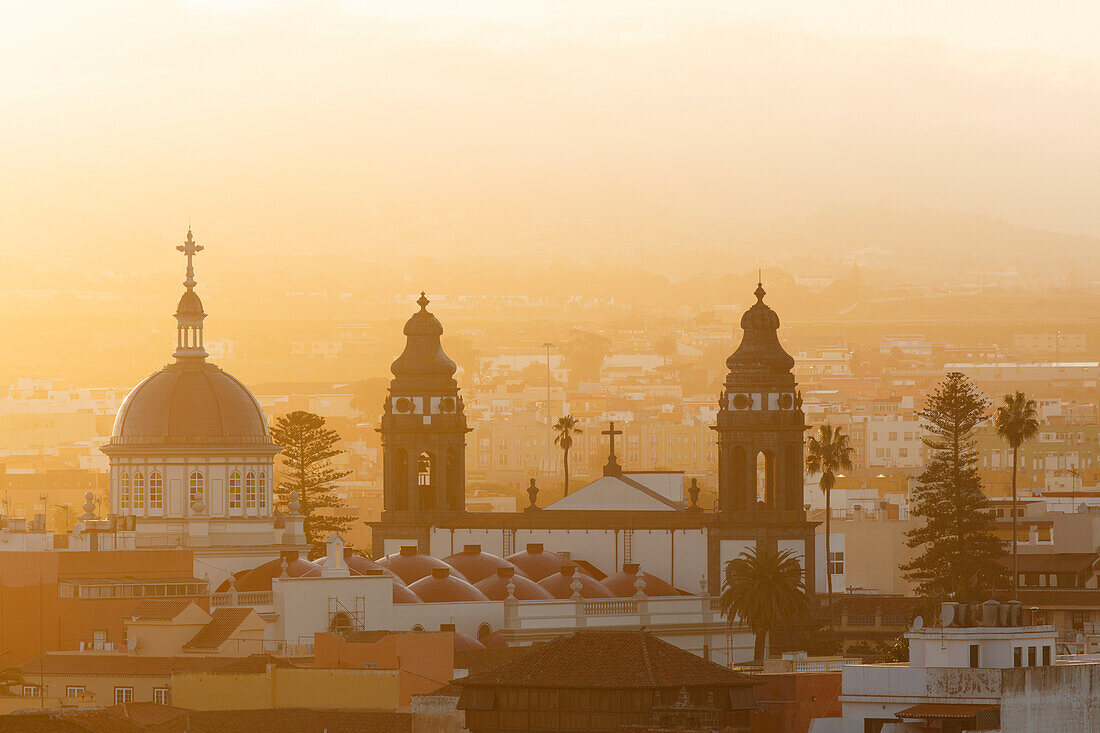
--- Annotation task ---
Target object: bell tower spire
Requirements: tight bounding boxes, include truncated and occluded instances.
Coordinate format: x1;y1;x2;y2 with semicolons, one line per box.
173;227;208;360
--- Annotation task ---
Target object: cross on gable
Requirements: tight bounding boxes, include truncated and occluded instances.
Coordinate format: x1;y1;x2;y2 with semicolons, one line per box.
601;421;624;476
601;421;623;458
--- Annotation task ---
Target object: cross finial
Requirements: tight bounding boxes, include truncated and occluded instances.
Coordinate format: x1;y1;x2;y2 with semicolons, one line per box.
601;421;624;476
176;227;204;291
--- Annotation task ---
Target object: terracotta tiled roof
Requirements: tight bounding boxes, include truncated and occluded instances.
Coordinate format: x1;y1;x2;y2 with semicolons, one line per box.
204;654;298;674
148;709;411;732
459;631;756;688
896;702;998;719
17;653;291;678
127;599;196;620
0;709;148;732
454;646;533;674
184;608;254;650
18;655;229;677
0;707;410;733
997;552;1099;574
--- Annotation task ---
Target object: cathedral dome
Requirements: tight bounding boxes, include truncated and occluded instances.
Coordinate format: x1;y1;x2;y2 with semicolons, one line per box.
407;567;490;603
726;283;795;374
602;563;685;598
443;545;525;584
393;582;424;604
314;551;394;579
234;552;320;592
538;566;616;599
475;567;554;601
452;631;485;651
377;546;469;585
505;544;575;582
110;360;271;446
389;293;457;381
106;228;274;450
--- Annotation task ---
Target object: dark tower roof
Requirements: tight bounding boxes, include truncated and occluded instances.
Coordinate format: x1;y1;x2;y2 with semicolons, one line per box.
725;283;795;374
390;293;457;384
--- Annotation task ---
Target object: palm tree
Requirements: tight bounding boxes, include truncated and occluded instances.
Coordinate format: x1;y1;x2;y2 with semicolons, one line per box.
720;546;811;662
994;391;1039;597
805;424;854;630
553;415;582;496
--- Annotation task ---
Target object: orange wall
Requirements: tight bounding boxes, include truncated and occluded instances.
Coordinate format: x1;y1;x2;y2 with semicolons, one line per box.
0;552;60;667
314;631;454;706
0;550;202;666
750;672;842;733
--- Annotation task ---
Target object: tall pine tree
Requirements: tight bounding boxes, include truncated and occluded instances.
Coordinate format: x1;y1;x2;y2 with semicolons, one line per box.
903;372;1006;601
271;410;357;558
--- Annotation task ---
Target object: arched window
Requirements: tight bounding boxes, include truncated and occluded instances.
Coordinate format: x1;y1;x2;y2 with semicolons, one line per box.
132;473;145;511
477;623;492;642
229;472;242;509
329;612;353;634
411;624;425;633
417;453;432;487
257;472;267;510
119;473;130;512
245;472;256;508
189;471;204;506
149;472;163;510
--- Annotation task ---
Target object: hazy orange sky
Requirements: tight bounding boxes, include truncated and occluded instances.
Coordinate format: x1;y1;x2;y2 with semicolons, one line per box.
3;1;1099;279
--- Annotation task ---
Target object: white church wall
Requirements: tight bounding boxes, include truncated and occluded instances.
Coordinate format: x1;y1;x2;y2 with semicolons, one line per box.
627;529;675;583
394;600;504;640
515;529;618;575
429;528;506;558
382;536;421;556
272;574;394;648
719;539;755;574
671;530;708;593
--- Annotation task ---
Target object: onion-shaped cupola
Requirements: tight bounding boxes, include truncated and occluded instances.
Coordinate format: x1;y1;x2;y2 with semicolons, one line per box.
376;294;470;526
390;293;458;388
725;282;795;375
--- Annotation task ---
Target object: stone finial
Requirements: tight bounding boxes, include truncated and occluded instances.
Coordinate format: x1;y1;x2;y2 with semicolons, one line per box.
191;500;206;514
569;573;583;601
81;491;97;519
279;556;289;579
525;478;540;512
506;577;516;600
288;491;301;516
687;478;701;511
634;569;647;599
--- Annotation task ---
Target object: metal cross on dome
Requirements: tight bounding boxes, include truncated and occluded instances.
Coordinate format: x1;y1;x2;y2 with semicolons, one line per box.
177;227;204;290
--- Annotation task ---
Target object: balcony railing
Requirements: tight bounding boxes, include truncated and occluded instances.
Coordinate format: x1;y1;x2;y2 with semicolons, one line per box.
210;590;273;608
582;599;638;615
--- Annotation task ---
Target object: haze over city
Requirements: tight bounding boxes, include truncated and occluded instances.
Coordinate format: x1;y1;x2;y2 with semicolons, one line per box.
1;2;1099;731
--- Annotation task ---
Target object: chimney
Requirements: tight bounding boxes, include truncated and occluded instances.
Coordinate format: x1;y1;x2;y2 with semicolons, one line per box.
400;545;418;556
527;543;543;554
623;563;640;575
463;545;481;554
440;623;456;632
496;567;516;579
431;567;450;579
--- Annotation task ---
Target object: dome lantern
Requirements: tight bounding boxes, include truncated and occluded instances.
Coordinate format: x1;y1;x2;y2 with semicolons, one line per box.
173;227;208;361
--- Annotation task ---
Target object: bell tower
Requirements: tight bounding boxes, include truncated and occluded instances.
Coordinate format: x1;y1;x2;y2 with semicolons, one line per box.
714;282;806;517
379;294;470;522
